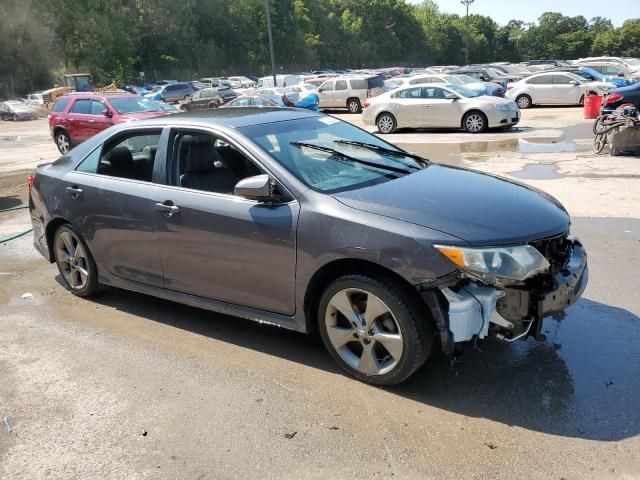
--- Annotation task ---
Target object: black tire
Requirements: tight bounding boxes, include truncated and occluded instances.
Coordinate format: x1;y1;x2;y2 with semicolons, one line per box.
516;94;532;109
579;95;585;106
462;110;488;133
376;112;397;134
55;130;72;154
347;97;362;114
12;114;18;121
317;274;433;385
53;224;99;297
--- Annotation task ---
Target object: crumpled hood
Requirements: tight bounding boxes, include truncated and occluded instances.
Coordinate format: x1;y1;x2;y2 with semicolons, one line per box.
332;164;570;245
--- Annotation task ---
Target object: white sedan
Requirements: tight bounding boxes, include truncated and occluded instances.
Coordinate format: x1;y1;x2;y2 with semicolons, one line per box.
362;84;520;134
506;72;615;108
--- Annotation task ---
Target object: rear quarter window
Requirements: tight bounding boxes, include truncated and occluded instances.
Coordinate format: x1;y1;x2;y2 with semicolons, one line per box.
349;79;367;90
52;98;70;112
367;77;385;89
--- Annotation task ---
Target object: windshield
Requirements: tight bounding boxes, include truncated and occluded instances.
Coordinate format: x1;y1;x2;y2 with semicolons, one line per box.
149;87;162;94
486;68;505;78
109;97;163;114
450;74;478;84
566;72;587;83
446;84;479;98
239;117;425;193
443;75;465;86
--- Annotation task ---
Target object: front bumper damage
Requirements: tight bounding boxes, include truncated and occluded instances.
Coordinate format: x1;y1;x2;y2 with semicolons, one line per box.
420;236;588;353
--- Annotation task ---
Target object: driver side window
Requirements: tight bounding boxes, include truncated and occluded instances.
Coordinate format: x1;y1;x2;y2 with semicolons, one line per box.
171;131;263;195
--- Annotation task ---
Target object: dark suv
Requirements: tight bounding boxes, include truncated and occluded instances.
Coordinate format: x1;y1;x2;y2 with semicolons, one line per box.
179;87;238;111
145;83;194;103
48;93;168;154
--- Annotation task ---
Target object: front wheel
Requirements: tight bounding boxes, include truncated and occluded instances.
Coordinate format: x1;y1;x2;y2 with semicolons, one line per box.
12;114;18;121
516;94;532;109
318;275;432;385
463;111;488;133
54;225;99;297
376;112;397;134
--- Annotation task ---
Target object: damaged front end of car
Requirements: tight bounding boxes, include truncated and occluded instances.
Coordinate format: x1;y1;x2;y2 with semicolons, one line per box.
418;233;588;355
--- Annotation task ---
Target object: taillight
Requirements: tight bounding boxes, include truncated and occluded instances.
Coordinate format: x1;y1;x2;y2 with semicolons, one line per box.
604;93;623;105
27;174;35;191
507;86;513;91
363;102;370;109
366;89;371;98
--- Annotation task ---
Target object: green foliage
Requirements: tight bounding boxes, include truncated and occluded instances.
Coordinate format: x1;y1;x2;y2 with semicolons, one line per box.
1;1;638;96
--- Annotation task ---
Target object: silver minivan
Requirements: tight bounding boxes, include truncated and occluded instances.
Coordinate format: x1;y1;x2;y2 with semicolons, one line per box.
317;75;385;113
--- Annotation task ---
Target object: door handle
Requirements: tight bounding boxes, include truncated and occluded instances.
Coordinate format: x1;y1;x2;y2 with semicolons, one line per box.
425;105;433;109
88;119;95;123
155;201;179;218
66;186;83;199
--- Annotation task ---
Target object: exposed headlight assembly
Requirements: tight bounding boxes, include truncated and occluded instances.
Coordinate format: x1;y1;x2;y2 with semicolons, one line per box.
435;244;550;284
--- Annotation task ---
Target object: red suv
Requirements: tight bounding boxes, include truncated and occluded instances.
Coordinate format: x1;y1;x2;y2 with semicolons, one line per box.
49;93;169;154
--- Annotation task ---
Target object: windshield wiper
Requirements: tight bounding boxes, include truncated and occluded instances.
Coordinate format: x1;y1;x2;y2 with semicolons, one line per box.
290;142;412;175
334;140;429;167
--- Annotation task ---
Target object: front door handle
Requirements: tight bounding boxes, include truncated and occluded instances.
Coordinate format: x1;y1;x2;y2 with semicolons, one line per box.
155;201;179;218
66;186;83;199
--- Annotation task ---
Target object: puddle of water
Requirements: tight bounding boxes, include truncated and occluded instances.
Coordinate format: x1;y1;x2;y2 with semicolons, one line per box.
517;139;577;153
508;164;562;180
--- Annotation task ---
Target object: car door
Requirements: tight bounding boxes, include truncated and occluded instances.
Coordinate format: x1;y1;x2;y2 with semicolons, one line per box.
389;87;428;127
334;79;348;108
66;98;93;142
64;127;167;287
422;87;460;127
530;75;554;103
317;80;334;108
552;74;581;104
152;128;299;315
87;100;114;137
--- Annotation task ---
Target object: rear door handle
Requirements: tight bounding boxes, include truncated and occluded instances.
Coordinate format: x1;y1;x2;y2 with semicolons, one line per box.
155;201;179;217
66;186;83;199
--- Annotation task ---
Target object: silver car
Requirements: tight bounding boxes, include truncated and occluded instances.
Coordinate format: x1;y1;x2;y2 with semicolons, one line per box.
317;75;385;113
362;84;520;134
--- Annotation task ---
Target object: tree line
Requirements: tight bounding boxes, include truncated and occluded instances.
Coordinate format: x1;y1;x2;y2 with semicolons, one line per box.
1;0;639;96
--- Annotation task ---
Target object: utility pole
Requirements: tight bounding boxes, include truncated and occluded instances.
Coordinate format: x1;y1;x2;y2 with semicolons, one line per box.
265;0;277;86
461;0;475;65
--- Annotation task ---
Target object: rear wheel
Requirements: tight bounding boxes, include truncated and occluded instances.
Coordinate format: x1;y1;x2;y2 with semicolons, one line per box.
318;274;432;385
347;97;362;114
579;95;585;106
516;94;532;109
55;130;71;154
463;111;488;133
12;114;18;121
376;112;397;134
53;225;99;297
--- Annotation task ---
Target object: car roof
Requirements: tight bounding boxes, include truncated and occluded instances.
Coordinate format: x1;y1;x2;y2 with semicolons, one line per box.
61;92;140;101
131;107;321;128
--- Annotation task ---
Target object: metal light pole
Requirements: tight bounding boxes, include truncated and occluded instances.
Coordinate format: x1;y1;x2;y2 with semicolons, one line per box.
265;0;277;86
461;0;475;65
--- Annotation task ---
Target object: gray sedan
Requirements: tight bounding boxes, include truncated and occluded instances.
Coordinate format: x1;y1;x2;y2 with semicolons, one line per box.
29;108;587;384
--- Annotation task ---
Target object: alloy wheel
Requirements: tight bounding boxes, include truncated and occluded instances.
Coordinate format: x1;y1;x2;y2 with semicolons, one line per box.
55;231;89;290
324;288;404;376
57;133;70;153
465;113;485;133
348;100;360;113
517;96;531;109
377;114;395;134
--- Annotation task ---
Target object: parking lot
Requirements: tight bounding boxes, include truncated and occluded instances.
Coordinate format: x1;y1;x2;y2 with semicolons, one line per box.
1;107;640;479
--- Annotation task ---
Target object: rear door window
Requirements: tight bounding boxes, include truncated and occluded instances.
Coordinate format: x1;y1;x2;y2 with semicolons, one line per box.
70;99;91;114
76;130;162;182
335;80;347;91
393;87;424;99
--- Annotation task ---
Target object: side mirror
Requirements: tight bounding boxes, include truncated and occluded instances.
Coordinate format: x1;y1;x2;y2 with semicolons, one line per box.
102;109;112;118
445;93;458;100
234;174;274;202
569;80;579;85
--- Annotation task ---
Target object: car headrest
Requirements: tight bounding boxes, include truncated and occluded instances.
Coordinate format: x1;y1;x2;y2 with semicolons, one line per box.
107;146;133;168
184;142;216;173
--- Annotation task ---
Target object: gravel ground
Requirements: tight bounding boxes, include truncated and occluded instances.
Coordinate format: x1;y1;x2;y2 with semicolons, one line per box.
1;108;639;480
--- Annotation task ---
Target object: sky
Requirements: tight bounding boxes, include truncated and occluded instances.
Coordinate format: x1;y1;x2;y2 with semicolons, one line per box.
407;0;639;27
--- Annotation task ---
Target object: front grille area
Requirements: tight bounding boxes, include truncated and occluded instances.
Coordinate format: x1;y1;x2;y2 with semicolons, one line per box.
529;233;571;274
